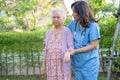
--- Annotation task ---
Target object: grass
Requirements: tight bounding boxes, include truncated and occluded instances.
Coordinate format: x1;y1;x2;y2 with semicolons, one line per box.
0;76;37;80
0;76;116;80
98;76;117;80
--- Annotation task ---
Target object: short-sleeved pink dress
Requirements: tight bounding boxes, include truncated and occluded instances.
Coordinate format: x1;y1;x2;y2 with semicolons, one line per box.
45;31;71;80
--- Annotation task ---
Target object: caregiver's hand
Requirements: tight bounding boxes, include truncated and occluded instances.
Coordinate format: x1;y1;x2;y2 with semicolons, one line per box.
67;48;75;55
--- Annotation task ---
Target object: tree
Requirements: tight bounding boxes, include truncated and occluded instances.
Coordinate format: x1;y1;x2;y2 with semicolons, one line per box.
0;0;65;31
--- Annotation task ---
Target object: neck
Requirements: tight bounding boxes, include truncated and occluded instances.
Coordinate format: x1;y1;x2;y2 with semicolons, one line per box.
53;26;63;32
54;26;63;29
77;21;82;28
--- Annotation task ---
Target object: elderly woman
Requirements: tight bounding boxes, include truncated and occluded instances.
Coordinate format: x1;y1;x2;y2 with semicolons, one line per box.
41;7;73;80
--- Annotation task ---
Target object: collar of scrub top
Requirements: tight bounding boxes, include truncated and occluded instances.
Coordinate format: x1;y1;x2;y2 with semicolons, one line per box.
74;21;86;37
73;21;87;47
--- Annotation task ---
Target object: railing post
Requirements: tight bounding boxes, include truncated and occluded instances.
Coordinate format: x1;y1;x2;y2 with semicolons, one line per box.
107;1;120;80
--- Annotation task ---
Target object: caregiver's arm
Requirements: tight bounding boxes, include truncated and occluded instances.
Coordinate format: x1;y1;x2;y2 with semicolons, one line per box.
70;40;99;55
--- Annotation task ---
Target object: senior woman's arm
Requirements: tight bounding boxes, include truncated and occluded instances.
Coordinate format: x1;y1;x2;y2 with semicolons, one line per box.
63;28;73;63
67;28;74;49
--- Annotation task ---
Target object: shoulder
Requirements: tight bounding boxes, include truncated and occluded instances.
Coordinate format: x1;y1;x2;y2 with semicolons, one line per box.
69;20;76;24
63;27;70;32
89;21;100;33
89;21;99;29
46;29;52;36
68;20;76;26
63;27;72;34
67;20;76;30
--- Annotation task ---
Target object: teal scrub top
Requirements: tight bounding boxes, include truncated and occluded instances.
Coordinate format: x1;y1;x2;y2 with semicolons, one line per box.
68;20;101;69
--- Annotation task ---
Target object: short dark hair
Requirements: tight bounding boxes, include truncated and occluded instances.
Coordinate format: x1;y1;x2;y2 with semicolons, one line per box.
71;1;96;28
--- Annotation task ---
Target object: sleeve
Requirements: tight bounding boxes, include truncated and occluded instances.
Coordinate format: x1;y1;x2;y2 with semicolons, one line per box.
89;22;101;42
67;20;75;32
43;30;50;60
66;28;74;49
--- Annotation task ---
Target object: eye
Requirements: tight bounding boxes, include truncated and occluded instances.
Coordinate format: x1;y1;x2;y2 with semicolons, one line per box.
52;16;61;19
57;16;61;19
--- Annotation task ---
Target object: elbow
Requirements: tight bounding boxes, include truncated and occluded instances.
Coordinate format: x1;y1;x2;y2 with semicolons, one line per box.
90;40;99;49
93;45;98;49
92;43;98;49
90;43;98;50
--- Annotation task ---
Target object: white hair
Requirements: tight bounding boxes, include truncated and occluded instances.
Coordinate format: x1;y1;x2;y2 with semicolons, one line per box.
50;7;66;20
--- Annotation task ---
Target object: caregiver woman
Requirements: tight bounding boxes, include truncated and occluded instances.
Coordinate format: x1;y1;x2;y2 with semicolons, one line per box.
64;1;101;80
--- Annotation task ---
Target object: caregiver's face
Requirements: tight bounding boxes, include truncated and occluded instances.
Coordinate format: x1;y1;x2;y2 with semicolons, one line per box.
72;7;79;21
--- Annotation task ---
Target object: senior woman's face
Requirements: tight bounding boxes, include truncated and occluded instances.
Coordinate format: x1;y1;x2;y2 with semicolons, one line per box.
52;11;64;26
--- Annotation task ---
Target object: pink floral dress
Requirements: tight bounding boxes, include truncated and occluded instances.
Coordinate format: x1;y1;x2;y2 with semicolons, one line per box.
46;31;71;80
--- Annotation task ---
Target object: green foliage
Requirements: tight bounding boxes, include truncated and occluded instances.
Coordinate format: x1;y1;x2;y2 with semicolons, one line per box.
101;3;117;13
98;16;116;48
0;0;40;30
88;0;105;9
88;0;105;15
0;30;47;53
0;0;64;31
64;16;72;26
98;16;120;72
